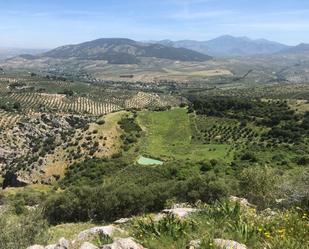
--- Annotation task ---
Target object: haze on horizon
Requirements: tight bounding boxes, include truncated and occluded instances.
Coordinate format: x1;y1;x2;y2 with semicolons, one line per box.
1;0;309;49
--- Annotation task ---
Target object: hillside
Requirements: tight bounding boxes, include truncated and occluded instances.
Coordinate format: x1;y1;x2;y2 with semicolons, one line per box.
0;70;309;248
37;38;212;64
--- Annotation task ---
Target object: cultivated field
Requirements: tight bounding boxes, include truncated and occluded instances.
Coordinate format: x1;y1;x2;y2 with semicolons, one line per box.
137;108;233;162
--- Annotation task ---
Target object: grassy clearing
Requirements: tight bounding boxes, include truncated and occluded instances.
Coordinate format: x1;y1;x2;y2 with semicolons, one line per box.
3;184;52;196
288;99;309;114
137;108;232;162
48;222;100;244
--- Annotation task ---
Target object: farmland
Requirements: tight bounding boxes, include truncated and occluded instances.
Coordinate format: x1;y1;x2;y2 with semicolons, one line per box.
137;108;233;162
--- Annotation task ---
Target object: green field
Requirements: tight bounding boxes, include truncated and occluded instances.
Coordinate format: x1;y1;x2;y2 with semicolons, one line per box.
137;108;232;162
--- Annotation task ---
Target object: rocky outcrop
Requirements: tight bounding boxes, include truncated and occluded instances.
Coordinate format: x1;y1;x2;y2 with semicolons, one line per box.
102;237;145;249
27;246;45;249
45;245;57;249
161;207;199;218
229;196;255;208
57;237;71;248
80;242;99;249
187;240;201;249
77;225;123;240
27;237;71;249
214;239;247;249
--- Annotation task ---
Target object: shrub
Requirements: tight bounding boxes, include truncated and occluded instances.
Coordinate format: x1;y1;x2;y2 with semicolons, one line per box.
239;166;279;208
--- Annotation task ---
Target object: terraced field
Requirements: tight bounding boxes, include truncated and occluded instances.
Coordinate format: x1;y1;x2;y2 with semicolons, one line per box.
0;110;21;128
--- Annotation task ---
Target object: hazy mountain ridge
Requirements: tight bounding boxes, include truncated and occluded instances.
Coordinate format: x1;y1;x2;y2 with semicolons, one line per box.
0;47;48;59
150;35;291;56
277;43;309;55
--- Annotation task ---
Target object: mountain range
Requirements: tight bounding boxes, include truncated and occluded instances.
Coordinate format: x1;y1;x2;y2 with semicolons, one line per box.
150;35;292;56
3;36;309;67
35;38;212;64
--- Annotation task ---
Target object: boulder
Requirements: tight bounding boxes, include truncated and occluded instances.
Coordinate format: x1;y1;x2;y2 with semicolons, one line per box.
80;242;99;249
45;245;57;249
214;239;247;249
102;237;145;249
55;237;71;249
77;225;121;240
27;246;45;249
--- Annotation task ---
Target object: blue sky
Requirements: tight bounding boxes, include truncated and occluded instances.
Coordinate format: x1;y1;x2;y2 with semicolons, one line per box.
1;0;309;48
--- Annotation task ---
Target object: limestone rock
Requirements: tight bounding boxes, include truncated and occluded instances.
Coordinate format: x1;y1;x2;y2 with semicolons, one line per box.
45;245;57;249
229;196;254;208
162;207;199;218
114;218;131;224
27;246;45;249
214;239;247;249
80;242;99;249
56;237;71;249
187;240;201;249
102;237;145;249
78;225;121;240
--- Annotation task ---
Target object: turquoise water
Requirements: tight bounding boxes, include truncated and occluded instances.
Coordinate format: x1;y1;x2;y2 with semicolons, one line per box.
137;156;163;165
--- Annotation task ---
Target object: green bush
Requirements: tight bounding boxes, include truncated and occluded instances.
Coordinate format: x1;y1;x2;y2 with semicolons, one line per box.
239;166;279;208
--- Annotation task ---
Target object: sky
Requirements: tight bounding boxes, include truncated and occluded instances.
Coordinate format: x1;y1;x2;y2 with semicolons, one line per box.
0;0;309;48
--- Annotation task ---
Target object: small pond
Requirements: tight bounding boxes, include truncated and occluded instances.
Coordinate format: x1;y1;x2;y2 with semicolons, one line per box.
137;156;163;165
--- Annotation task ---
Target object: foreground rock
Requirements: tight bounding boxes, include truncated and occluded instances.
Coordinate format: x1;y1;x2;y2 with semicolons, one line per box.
57;237;71;248
77;225;123;240
102;237;145;249
80;242;99;249
27;237;71;249
214;239;247;249
27;246;45;249
187;240;201;249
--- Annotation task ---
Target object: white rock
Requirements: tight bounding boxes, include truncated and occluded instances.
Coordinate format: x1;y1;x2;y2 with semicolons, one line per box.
214;239;247;249
102;237;145;249
56;237;71;249
77;225;120;240
45;245;56;249
80;242;99;249
162;207;199;218
27;246;45;249
188;240;201;249
114;218;131;224
229;196;254;208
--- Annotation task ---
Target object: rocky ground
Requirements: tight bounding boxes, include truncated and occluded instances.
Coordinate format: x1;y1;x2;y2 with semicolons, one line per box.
27;199;252;249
